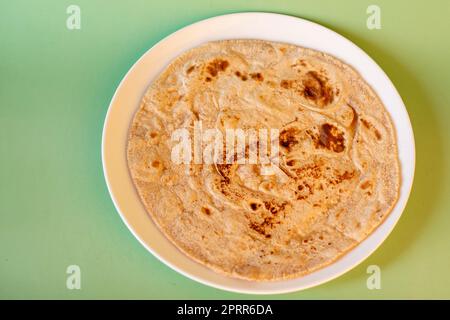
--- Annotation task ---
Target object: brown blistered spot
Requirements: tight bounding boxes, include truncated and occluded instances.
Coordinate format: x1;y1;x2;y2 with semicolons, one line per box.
151;160;160;168
299;59;307;67
361;118;370;129
219;180;230;194
234;71;248;81
279;47;287;54
374;130;382;140
250;72;264;81
280;79;292;89
201;207;211;216
361;118;382;141
249;218;276;238
249;201;287;238
279;127;299;150
216;163;232;181
361;180;372;190
303;182;313;194
302;71;334;107
336;170;354;181
296;181;313;200
206;59;229;77
250;202;259;211
328;170;355;185
286;159;295;166
186;65;195;74
150;132;158;138
191;110;200;120
264;201;287;215
314;123;345;153
361;118;372;129
205;77;212;82
249;221;268;237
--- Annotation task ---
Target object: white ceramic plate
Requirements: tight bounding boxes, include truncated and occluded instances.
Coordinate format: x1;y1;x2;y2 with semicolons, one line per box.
102;12;415;294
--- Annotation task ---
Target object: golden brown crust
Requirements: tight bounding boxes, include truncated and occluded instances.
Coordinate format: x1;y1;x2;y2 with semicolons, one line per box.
126;40;400;281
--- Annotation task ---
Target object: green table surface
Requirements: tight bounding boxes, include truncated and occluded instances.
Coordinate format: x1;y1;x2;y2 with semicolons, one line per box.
1;0;449;299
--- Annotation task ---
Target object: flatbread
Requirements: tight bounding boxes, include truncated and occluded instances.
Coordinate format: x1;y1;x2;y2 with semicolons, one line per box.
127;40;400;280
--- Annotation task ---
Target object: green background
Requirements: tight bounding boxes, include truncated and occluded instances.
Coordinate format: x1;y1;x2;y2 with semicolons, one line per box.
1;0;449;299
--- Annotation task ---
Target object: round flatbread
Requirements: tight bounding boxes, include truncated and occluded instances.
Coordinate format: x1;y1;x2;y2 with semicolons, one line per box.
127;40;400;280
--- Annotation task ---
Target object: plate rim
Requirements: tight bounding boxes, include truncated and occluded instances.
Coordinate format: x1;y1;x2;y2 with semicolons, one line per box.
102;12;416;294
